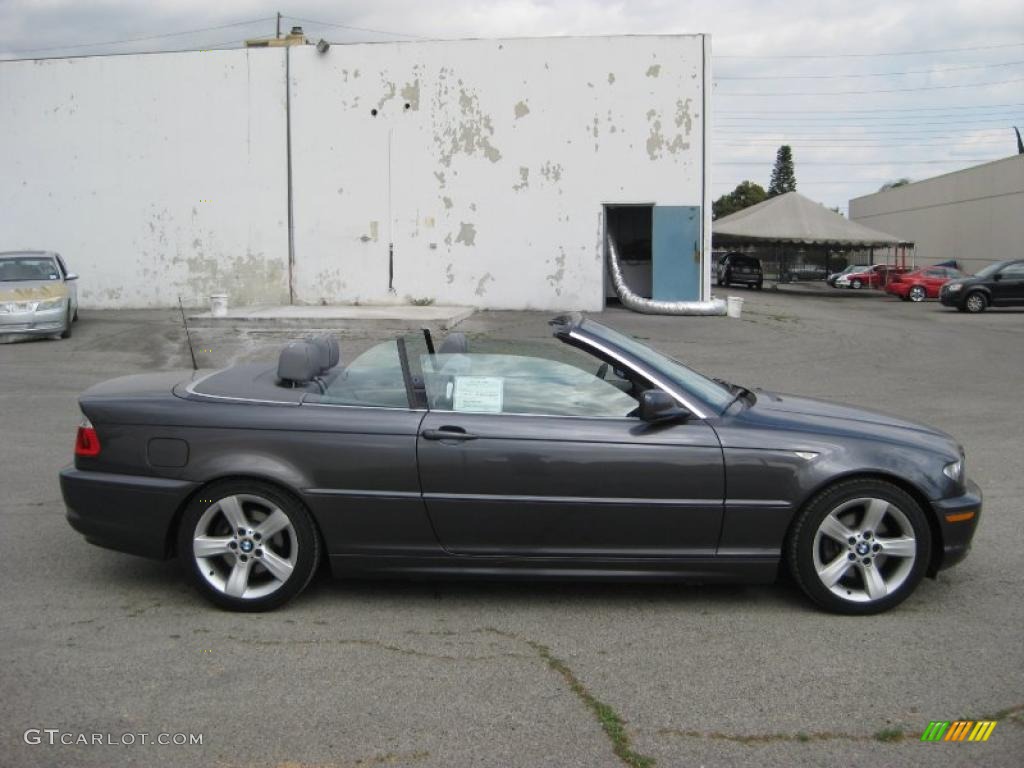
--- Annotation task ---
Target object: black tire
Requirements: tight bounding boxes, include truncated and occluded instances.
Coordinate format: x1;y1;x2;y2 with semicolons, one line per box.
964;291;987;313
909;285;927;303
60;308;72;338
73;308;79;322
851;279;863;289
787;478;931;615
899;295;910;302
755;281;763;290
177;479;321;611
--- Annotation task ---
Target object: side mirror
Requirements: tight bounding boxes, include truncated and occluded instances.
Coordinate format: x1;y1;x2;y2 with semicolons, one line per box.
638;390;689;423
65;272;79;281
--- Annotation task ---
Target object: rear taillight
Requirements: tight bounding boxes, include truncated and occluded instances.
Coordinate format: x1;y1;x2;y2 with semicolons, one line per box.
75;418;101;457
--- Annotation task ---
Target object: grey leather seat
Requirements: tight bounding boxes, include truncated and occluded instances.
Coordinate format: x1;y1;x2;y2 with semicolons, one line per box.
277;341;323;390
437;332;468;355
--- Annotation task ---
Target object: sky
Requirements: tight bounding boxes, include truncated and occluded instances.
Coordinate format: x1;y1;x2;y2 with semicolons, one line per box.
1;0;1022;213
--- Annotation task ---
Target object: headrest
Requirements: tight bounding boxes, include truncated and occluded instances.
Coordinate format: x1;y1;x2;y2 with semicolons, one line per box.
305;334;340;373
277;341;321;385
438;332;468;355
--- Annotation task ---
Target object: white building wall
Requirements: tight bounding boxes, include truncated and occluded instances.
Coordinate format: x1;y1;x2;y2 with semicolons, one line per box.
0;49;290;308
0;36;708;311
289;36;707;310
849;155;1024;274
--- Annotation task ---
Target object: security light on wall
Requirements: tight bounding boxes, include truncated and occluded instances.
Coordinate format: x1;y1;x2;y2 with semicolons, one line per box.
316;39;330;54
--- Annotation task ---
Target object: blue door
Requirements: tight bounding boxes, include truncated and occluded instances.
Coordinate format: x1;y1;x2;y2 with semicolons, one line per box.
652;206;701;301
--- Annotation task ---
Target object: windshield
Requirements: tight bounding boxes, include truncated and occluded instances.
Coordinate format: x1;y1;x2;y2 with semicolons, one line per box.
0;256;60;282
576;319;735;413
974;261;1007;279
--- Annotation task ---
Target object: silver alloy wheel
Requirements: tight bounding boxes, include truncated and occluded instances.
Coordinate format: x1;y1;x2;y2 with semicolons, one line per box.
192;494;298;599
851;279;862;289
811;497;917;603
965;293;986;313
909;286;926;302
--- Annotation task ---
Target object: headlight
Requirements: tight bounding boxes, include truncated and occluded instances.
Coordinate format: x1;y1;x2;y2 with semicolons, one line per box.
36;298;66;311
946;283;963;293
943;459;964;484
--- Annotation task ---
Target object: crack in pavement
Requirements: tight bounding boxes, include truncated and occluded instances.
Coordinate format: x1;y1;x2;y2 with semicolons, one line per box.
222;633;530;663
481;627;656;768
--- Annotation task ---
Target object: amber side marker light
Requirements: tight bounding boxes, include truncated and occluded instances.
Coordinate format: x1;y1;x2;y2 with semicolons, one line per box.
945;511;976;523
75;418;101;457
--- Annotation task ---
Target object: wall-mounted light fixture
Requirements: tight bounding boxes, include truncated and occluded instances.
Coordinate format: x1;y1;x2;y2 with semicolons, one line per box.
316;39;330;54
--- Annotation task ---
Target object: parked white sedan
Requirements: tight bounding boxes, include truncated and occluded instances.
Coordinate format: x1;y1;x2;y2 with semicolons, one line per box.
0;251;79;339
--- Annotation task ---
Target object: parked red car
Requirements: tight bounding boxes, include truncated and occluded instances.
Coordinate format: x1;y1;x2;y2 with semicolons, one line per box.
835;264;909;289
885;266;965;302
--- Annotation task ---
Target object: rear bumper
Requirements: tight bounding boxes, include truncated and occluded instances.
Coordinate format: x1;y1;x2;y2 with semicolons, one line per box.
60;467;198;559
931;479;982;572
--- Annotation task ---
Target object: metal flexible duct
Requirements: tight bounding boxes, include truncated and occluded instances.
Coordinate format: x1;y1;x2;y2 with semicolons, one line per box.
606;231;726;315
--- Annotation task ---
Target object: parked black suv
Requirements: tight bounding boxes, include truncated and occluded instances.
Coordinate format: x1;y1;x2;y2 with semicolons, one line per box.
716;253;763;289
940;259;1024;313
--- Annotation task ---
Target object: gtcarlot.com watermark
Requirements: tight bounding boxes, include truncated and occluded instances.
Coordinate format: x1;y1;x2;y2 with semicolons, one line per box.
24;729;203;747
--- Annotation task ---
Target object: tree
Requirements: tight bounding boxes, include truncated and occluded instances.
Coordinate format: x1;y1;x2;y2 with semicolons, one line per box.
878;178;912;192
767;145;797;197
712;180;767;220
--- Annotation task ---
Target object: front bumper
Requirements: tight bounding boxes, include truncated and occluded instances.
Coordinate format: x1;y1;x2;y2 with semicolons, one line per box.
60;467;199;559
931;478;982;572
0;305;67;335
939;287;964;307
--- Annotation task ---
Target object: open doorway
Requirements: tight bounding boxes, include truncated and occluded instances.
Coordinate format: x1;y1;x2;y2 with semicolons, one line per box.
604;204;653;301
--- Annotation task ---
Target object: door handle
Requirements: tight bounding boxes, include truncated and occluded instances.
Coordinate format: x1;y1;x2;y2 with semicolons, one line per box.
422;427;478;441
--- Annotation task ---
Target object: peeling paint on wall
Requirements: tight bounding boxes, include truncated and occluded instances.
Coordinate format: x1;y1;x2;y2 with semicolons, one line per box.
646;64;661;78
546;247;566;296
475;272;494;296
645;106;691;160
401;79;421;110
443;196;453;209
513;166;529;191
540;161;563;183
608;72;616;84
514;100;530;119
433;80;503;166
455;222;477;246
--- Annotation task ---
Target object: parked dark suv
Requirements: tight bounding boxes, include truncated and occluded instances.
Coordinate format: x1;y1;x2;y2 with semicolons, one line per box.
716;253;763;289
940;259;1024;313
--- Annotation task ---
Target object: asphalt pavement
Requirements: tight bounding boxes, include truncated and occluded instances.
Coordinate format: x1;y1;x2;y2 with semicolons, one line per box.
1;289;1021;767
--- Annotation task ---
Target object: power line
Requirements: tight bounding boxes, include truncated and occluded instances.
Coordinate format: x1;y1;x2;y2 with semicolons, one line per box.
715;60;1024;80
282;15;424;40
717;76;1024;96
714;41;1024;59
714;138;1013;148
2;16;274;55
714;159;1000;165
717;102;1024;113
716;118;1022;128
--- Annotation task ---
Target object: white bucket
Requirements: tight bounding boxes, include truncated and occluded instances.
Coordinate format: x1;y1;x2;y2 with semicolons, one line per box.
726;296;744;319
210;294;229;317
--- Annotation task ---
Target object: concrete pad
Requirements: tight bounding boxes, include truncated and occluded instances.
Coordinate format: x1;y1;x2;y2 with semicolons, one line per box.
188;304;474;331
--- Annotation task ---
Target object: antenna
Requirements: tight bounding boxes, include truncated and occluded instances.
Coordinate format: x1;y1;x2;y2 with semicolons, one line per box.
178;296;198;371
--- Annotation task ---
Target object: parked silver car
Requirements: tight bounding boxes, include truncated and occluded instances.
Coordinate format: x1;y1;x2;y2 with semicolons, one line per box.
0;251;79;339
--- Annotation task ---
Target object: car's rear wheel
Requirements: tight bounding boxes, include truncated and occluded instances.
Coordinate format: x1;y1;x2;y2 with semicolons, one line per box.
788;479;931;614
909;286;926;302
178;480;320;611
964;291;987;313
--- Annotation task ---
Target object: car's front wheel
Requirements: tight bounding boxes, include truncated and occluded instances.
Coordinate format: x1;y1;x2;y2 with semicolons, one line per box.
178;480;321;611
851;279;863;289
909;286;926;302
964;291;987;313
788;479;931;614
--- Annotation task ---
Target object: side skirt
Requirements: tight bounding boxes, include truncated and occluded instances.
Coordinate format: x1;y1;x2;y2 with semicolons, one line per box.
328;554;779;584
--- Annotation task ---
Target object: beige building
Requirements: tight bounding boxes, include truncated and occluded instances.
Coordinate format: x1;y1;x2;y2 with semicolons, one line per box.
849;154;1023;274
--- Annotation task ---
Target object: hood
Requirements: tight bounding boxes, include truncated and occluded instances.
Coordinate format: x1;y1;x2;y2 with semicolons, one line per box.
0;280;68;302
740;390;961;458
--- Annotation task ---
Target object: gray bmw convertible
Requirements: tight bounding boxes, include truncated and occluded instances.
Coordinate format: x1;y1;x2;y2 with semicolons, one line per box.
60;314;981;614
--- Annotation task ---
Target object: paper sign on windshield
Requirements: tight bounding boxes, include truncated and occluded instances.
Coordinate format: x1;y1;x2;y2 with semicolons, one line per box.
453;376;504;413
